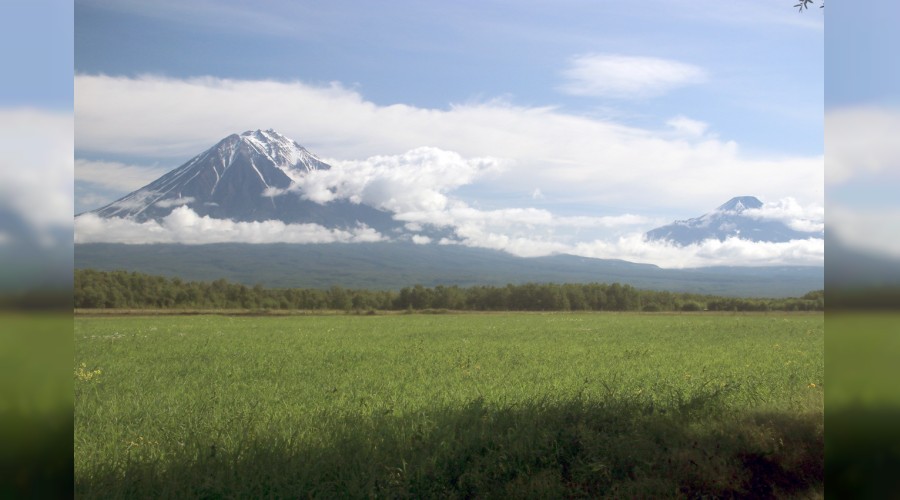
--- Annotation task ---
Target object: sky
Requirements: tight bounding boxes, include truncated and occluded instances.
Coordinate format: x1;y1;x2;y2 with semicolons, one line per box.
71;0;826;267
825;0;900;261
0;1;74;264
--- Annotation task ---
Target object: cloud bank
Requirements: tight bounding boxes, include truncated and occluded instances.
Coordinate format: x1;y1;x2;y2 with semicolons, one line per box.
75;207;822;267
75;206;385;245
75;194;822;270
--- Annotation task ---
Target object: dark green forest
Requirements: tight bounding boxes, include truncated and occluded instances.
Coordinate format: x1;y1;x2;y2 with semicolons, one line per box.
75;269;824;312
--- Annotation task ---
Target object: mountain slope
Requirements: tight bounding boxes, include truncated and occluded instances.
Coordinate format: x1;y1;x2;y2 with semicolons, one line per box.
83;129;401;231
75;242;823;297
645;196;821;246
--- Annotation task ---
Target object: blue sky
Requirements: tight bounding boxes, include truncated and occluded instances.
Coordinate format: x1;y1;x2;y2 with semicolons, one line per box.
76;1;822;156
72;0;826;266
1;2;73;109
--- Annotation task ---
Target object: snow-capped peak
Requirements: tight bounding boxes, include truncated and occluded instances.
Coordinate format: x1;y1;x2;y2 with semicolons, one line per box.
236;129;329;181
716;196;763;213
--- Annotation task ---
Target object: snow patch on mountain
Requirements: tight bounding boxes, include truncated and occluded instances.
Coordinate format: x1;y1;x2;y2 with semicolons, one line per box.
238;129;330;181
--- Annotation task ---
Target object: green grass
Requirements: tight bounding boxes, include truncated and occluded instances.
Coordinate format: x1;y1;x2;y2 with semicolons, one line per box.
825;312;900;498
75;312;823;498
1;313;73;497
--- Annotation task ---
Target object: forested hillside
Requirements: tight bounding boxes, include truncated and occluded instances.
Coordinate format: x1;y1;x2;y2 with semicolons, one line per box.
75;269;824;312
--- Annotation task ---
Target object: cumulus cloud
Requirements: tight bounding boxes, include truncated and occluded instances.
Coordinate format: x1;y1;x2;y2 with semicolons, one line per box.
75;74;823;214
411;235;432;245
74;206;385;245
826;106;900;185
559;54;707;99
742;198;825;233
295;147;504;213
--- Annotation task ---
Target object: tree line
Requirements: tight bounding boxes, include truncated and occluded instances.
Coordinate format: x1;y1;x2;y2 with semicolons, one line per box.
75;269;824;312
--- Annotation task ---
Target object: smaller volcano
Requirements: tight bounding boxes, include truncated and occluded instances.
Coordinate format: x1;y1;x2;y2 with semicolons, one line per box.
645;196;822;246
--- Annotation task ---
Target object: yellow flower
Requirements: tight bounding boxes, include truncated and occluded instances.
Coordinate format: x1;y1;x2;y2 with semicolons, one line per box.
75;362;102;382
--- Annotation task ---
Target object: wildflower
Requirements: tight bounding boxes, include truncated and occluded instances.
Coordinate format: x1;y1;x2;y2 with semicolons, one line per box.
74;362;102;382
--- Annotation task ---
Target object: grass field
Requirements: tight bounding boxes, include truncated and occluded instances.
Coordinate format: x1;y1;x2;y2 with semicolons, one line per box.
74;312;823;498
1;313;73;497
825;312;900;497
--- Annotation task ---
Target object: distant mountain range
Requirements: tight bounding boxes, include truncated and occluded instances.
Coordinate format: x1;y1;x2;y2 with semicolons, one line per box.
75;242;822;298
0;205;72;292
74;130;824;296
825;235;900;288
645;196;822;246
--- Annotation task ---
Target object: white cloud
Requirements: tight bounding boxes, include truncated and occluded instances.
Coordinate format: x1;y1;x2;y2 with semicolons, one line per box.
74;206;386;245
295;147;504;213
0;108;73;231
829;204;900;259
742;198;825;233
154;196;195;208
411;235;432;245
565;234;818;267
75;159;171;192
570;234;823;268
394;203;650;231
826;106;900;185
666;116;709;137
436;226;822;268
559;54;707;99
75;74;823;215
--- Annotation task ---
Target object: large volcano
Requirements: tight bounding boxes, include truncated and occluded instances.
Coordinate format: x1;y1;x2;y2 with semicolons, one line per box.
83;129;399;231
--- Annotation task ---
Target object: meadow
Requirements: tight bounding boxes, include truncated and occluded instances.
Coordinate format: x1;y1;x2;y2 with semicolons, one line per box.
74;312;823;498
0;313;72;498
825;312;900;497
